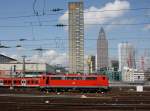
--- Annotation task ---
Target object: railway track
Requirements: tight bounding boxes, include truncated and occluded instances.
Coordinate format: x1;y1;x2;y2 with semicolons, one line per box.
0;94;150;111
0;88;150;111
0;102;150;111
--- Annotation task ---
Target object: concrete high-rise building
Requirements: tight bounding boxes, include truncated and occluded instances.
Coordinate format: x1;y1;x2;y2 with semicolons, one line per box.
110;60;119;71
68;2;84;73
97;27;108;71
87;56;96;74
118;42;136;71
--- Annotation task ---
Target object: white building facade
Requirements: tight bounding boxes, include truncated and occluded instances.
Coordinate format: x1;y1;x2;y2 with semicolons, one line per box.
122;67;145;82
0;63;54;77
118;42;136;71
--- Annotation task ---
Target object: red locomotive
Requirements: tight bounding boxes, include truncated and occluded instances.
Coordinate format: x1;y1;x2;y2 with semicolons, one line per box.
0;74;109;92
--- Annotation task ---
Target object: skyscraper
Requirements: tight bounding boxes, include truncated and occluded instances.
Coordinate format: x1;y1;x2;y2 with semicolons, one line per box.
97;27;108;71
68;2;84;73
87;55;96;74
118;42;136;71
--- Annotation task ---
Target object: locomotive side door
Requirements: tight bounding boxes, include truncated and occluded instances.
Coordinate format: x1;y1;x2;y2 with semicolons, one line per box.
41;76;50;87
46;76;49;85
21;79;26;86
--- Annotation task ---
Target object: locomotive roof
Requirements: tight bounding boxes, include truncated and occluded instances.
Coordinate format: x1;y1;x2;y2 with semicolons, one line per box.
44;74;106;77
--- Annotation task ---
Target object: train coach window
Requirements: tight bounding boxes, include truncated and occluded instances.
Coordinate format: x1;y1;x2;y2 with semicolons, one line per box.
4;80;7;83
27;80;30;84
85;77;97;80
35;80;38;84
14;80;17;84
51;77;62;80
8;80;11;84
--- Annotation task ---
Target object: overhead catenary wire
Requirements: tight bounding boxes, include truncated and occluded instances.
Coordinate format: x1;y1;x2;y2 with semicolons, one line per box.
0;1;149;68
23;13;150;24
43;0;46;15
0;7;149;20
32;0;42;26
0;12;64;20
84;7;150;13
4;44;150;50
33;0;38;15
0;13;149;21
1;36;150;42
0;5;149;47
30;22;35;40
0;22;149;28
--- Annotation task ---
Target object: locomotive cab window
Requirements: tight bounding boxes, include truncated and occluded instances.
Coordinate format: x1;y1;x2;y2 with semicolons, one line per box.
14;80;17;84
4;80;7;83
85;77;97;80
8;80;11;84
27;80;30;84
66;77;82;80
51;77;62;80
35;80;38;84
102;77;105;80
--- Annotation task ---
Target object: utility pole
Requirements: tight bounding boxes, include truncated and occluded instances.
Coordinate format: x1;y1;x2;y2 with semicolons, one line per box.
22;56;26;77
10;66;14;90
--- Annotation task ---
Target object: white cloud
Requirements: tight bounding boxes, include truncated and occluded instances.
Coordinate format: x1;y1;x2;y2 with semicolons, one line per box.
8;51;95;72
10;54;22;60
59;11;68;24
106;19;134;30
144;24;150;31
16;47;25;51
29;50;68;66
59;0;130;27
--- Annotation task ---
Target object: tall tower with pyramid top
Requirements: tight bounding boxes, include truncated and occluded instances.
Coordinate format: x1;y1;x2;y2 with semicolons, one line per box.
97;27;108;71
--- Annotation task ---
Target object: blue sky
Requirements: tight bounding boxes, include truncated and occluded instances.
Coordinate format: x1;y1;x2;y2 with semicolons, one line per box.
0;0;150;65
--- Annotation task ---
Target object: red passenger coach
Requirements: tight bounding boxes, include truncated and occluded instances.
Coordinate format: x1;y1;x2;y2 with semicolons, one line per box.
0;74;109;92
0;77;40;87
